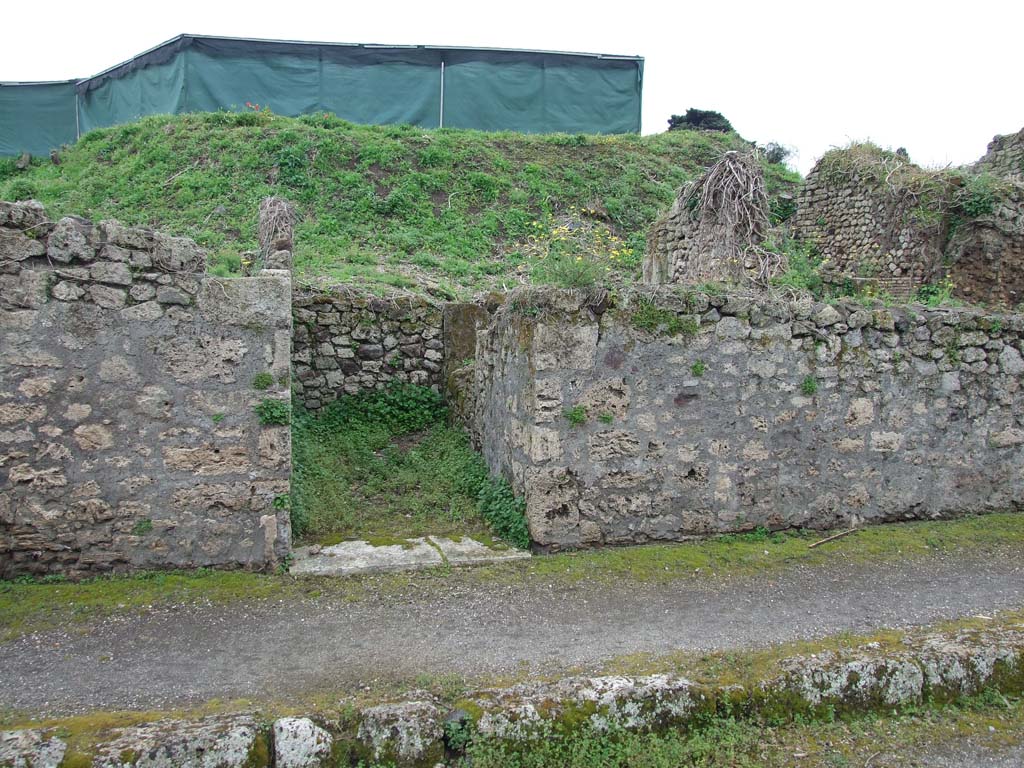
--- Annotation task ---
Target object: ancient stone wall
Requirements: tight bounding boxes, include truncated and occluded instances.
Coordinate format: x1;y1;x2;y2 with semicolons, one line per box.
644;193;729;285
946;188;1024;308
291;287;444;411
473;288;1024;550
975;128;1024;183
0;201;292;578
792;152;946;293
790;135;1024;307
948;129;1024;307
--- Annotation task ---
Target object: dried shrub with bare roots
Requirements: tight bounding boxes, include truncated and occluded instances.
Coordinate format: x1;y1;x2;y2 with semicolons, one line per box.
677;150;782;288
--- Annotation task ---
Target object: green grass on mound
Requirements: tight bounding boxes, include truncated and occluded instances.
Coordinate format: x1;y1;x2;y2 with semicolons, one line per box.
0;112;798;295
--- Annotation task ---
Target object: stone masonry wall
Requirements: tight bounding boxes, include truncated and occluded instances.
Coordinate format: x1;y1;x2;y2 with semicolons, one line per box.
949;128;1024;307
792;159;945;294
975;127;1024;183
946;186;1024;308
291;287;444;411
0;201;292;578
643;192;733;285
474;288;1024;550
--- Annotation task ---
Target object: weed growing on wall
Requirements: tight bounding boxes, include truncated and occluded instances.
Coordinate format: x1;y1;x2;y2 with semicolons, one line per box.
524;209;634;288
951;171;1002;220
254;398;291;425
563;405;588;426
312;382;445;433
628;297;697;337
915;276;958;307
290;384;529;547
769;237;824;297
252;372;274;390
800;376;818;396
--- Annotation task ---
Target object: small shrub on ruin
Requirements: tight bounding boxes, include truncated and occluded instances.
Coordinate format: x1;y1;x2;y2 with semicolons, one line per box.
691;360;706;377
770;238;824;298
952;172;1001;220
915;277;957;308
800;376;818;396
532;251;606;289
525;209;634;289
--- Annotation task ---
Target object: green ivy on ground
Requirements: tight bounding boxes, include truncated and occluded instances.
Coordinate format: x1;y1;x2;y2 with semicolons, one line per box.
290;384;529;548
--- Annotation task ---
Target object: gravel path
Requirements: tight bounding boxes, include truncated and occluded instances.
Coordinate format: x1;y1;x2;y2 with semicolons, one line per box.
875;741;1024;767
2;552;1023;717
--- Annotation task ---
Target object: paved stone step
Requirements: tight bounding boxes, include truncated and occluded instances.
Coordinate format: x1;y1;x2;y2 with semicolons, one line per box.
289;535;530;576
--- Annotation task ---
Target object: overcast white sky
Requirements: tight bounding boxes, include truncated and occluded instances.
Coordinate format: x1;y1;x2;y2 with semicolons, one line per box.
3;0;1021;173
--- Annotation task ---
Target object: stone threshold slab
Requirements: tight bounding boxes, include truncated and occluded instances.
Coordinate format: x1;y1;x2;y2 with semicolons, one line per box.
289;535;530;576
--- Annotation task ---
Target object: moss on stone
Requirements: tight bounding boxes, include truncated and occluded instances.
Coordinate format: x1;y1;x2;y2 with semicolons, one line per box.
241;730;271;768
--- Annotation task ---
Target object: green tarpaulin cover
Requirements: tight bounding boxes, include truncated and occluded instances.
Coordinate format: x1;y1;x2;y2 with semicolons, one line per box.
0;81;78;156
2;35;643;157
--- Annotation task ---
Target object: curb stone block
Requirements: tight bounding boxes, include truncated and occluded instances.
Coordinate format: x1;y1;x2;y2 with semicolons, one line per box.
0;729;66;768
273;718;332;768
357;701;444;767
4;627;1023;765
91;714;262;768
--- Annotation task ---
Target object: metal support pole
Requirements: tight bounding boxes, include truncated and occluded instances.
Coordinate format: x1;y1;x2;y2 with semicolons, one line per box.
439;61;445;128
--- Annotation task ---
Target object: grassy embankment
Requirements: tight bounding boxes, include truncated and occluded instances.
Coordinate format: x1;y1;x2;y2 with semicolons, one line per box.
0;111;798;295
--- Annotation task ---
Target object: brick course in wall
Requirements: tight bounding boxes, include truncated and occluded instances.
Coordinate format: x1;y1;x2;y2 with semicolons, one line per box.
0;201;292;578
